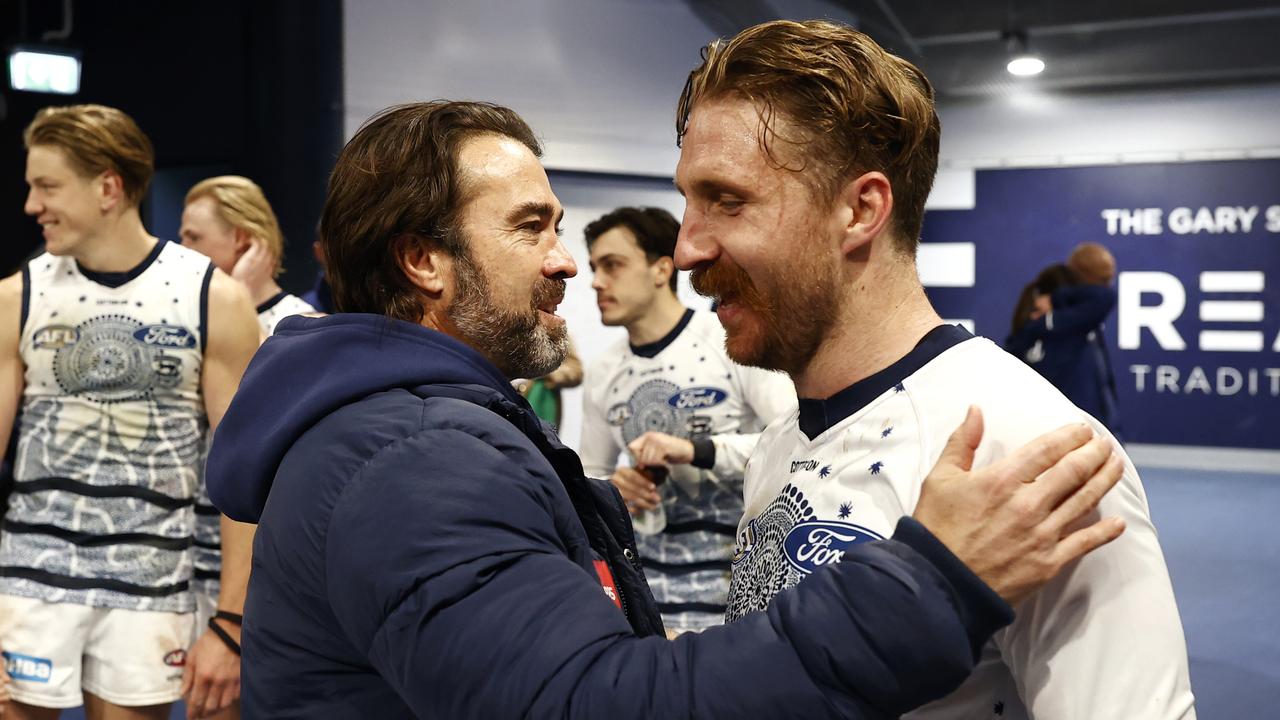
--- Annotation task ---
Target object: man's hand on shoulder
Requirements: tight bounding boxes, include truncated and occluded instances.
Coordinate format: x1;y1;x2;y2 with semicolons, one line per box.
913;406;1126;606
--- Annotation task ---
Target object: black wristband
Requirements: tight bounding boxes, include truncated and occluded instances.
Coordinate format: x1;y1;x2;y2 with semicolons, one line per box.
691;436;716;469
207;615;242;656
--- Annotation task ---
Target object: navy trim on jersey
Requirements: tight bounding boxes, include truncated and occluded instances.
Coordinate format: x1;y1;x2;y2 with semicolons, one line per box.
2;520;193;551
256;291;288;315
663;519;738;536
798;324;973;440
76;239;165;288
641;557;731;575
199;262;215;352
630;308;694;358
0;566;188;597
657;601;726;615
19;264;30;332
12;477;194;511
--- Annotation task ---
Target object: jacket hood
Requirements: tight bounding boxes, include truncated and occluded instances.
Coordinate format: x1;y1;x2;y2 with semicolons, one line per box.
207;313;526;522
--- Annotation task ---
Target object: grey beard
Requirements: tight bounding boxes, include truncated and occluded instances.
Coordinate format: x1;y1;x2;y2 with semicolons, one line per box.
449;252;568;379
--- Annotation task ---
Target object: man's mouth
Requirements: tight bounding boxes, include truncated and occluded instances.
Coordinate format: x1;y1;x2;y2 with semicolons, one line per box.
537;296;565;315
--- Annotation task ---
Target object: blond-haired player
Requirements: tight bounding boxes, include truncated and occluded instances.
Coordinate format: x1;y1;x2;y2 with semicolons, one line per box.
180;176;316;336
0;105;259;720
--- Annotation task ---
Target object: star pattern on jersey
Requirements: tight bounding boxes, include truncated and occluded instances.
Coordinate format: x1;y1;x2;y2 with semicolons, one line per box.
818;465;831;478
893;382;905;393
837;502;852;519
881;426;893;438
869;461;884;475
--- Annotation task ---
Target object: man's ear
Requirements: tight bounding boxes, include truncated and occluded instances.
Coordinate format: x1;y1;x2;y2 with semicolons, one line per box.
96;170;126;214
395;234;449;298
836;171;894;257
651;256;675;289
233;228;253;254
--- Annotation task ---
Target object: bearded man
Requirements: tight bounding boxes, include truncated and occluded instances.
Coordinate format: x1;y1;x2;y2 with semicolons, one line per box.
203;100;1126;718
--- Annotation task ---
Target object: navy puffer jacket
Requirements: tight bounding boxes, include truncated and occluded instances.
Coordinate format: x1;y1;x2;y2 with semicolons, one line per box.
207;313;1012;719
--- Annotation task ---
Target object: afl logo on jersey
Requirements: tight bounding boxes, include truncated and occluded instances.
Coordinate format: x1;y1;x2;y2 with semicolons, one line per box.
783;520;883;574
133;325;196;349
32;324;79;349
606;403;632;427
667;386;727;410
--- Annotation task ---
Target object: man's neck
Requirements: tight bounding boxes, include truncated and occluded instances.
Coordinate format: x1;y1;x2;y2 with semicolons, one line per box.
251;280;285;308
75;211;157;274
793;266;943;400
626;291;687;346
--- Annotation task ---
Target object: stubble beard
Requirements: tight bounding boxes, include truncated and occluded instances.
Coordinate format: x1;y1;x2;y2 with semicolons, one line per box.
449;250;568;380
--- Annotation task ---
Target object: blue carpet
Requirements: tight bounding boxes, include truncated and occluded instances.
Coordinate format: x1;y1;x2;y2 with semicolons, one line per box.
1141;466;1280;718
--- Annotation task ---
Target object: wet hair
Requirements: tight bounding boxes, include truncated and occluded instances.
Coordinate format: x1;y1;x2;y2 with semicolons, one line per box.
677;19;940;255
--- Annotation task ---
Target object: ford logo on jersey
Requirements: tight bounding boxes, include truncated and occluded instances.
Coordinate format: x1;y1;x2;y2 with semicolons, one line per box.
133;325;196;349
667;387;727;410
783;520;883;574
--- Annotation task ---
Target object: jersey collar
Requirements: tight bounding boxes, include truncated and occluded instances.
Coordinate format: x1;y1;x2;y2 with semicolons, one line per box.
797;324;973;440
629;308;694;358
256;291;288;314
76;239;166;289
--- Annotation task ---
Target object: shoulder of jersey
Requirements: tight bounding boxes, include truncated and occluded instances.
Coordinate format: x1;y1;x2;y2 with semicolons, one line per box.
912;335;1084;428
160;239;218;271
585;336;631;377
279;294;317;315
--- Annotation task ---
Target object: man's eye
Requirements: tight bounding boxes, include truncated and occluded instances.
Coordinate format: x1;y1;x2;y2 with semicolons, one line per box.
717;198;745;213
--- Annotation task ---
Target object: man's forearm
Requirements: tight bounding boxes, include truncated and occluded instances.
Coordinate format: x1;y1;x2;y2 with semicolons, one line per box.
217;516;256;612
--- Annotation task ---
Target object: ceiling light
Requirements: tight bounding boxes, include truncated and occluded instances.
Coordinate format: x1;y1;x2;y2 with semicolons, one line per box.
1007;55;1045;76
1003;30;1045;77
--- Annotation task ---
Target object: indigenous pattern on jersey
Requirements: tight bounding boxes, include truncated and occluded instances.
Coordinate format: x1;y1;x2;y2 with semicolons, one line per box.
189;443;217;599
728;325;1195;719
256;292;315;337
1;242;213;613
581;310;794;631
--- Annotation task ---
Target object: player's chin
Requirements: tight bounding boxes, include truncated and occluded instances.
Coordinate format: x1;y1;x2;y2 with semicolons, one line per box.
723;325;768;368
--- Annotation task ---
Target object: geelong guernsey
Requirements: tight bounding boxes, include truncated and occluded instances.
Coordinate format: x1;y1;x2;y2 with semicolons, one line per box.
256;292;315;337
1;241;212;613
727;324;1195;719
581;310;795;630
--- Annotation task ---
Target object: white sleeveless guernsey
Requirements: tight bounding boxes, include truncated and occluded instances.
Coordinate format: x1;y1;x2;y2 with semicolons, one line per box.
1;241;213;613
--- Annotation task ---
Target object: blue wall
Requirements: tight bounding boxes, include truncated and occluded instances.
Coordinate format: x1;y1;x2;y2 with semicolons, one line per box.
924;159;1280;449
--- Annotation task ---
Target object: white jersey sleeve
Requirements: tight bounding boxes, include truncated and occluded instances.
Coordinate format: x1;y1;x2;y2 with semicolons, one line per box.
914;341;1195;720
579;346;626;480
708;364;796;485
